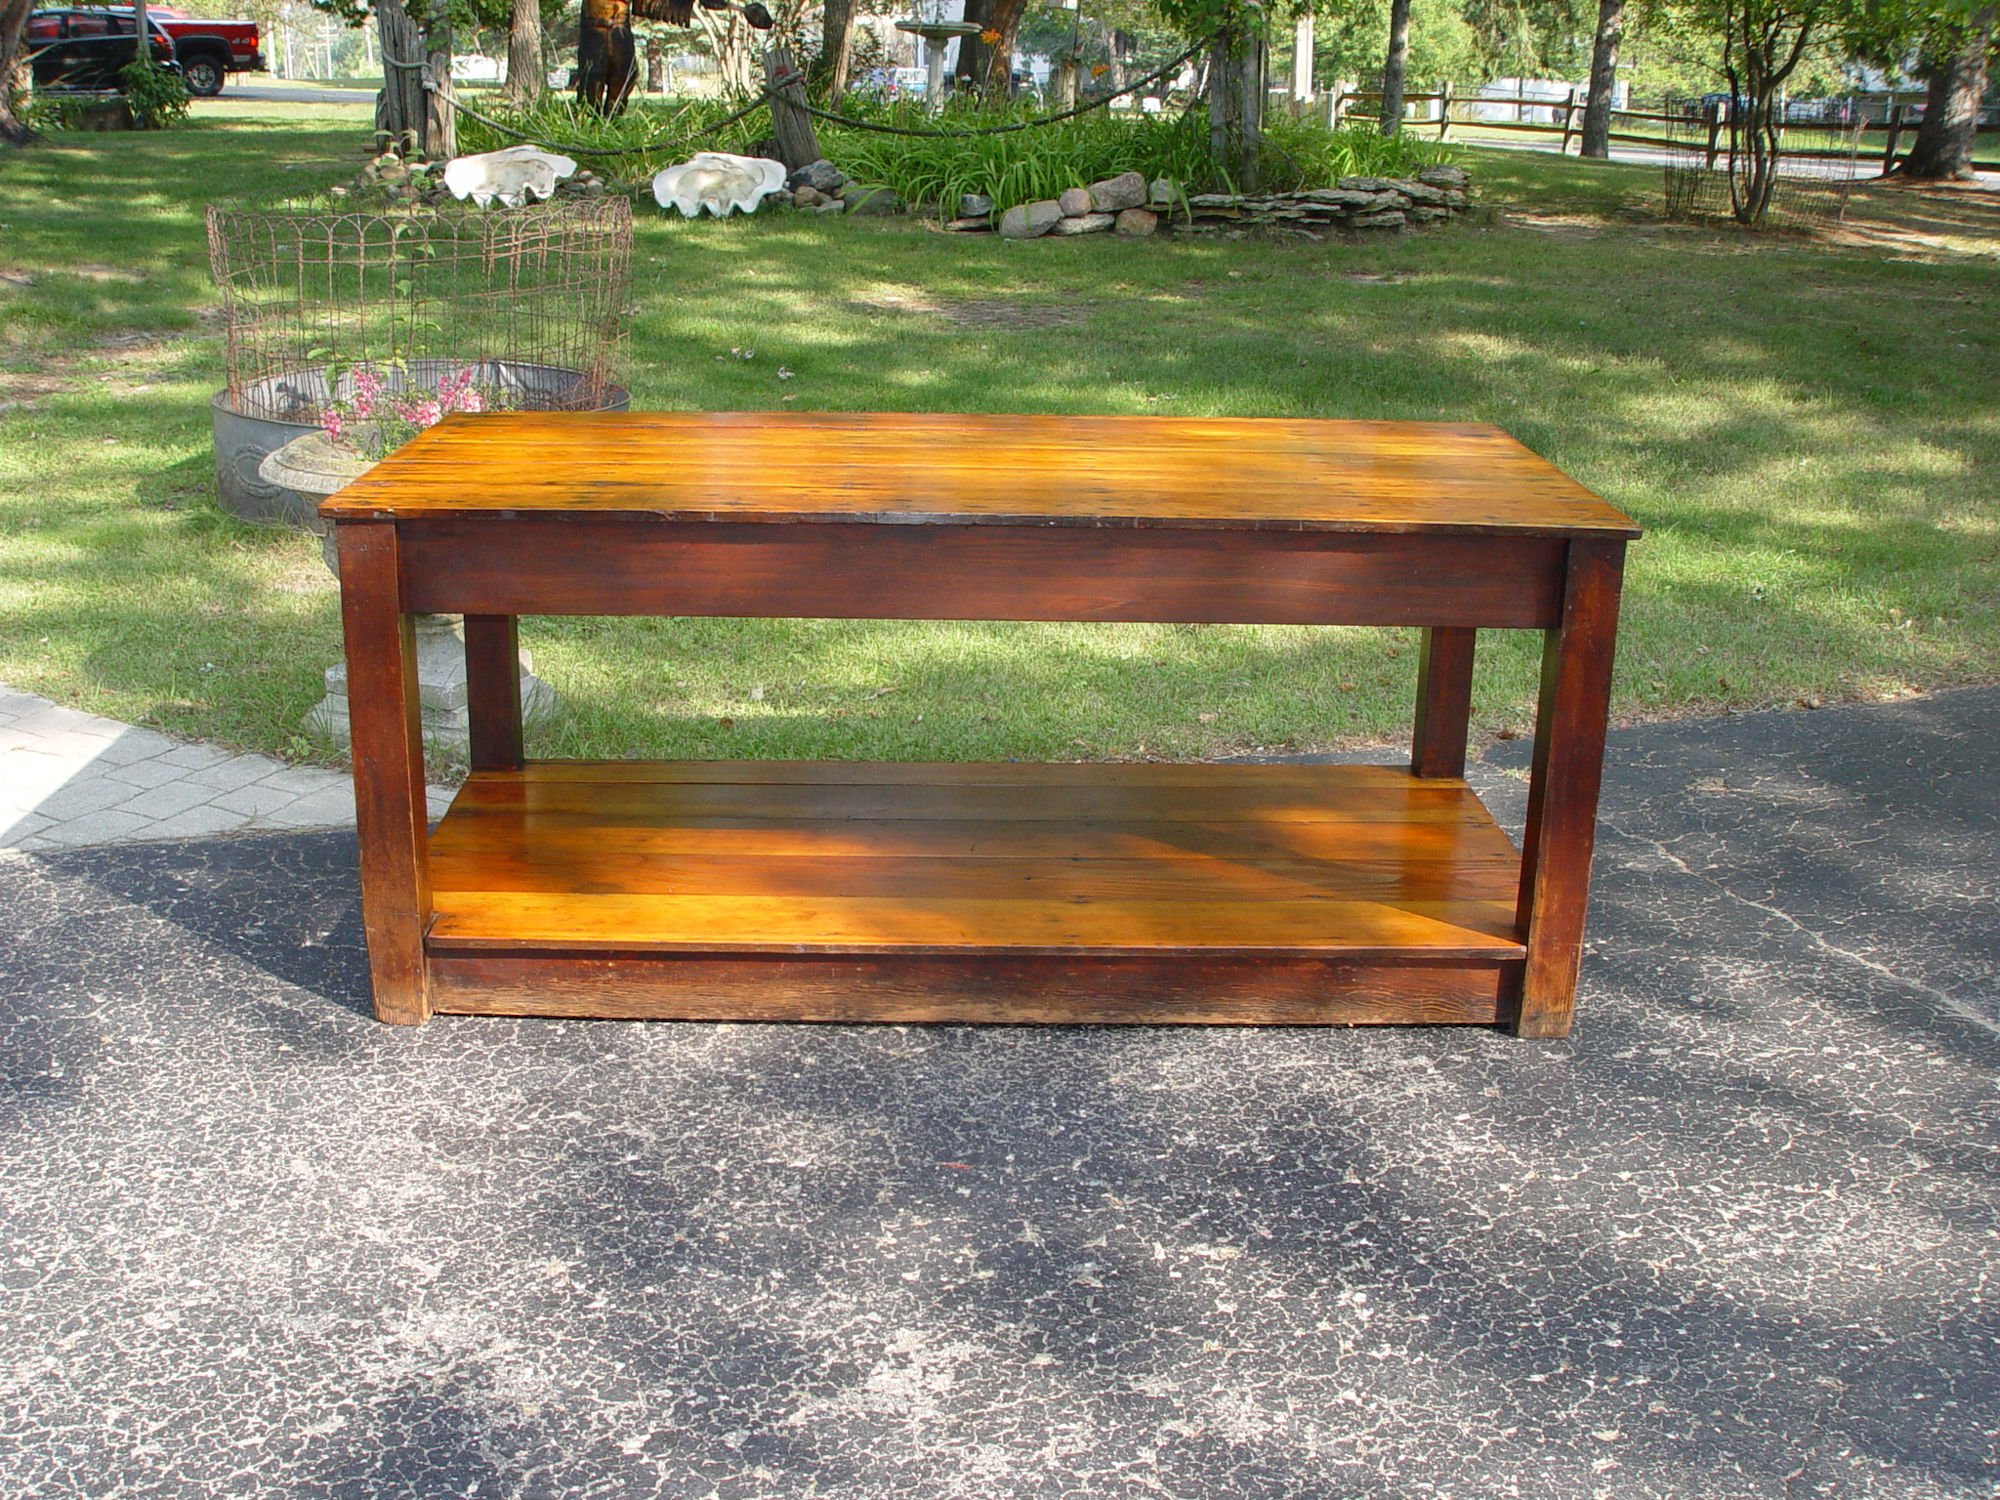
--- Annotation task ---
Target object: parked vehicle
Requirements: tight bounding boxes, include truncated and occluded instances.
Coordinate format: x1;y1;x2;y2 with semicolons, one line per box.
25;8;175;91
26;7;263;97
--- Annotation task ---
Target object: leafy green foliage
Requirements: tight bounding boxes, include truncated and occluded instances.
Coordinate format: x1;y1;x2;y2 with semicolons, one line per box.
1259;114;1453;183
823;103;1213;213
1309;0;1483;89
455;86;1456;214
454;92;769;172
117;60;191;129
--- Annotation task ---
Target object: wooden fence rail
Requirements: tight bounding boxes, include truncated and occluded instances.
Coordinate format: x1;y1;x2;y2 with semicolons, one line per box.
1318;85;2000;170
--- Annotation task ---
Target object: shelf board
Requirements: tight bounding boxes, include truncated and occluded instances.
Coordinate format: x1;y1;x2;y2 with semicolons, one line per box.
426;761;1525;962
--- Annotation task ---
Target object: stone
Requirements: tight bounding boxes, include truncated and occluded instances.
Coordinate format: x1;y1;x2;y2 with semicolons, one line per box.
1057;186;1095;218
1149;178;1181;206
1297;188;1375;206
792;184;825;208
787;158;848;194
652;152;788;217
843;186;903;215
1392;179;1453;206
307;614;556;752
958;192;993;217
999;200;1063;238
1051;211;1115;235
1441;190;1469;208
1114;208;1158;237
1088;171;1147;213
1188;192;1242;208
443;145;578;209
1418;163;1470;188
1338;175;1402;192
1350;210;1407;229
1408;205;1451;222
945;217;994;232
815;199;847;214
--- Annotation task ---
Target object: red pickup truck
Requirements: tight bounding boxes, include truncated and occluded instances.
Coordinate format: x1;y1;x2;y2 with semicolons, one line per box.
26;6;264;96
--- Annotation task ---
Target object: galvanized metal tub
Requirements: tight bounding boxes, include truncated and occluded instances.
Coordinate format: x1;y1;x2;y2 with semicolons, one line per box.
211;360;631;532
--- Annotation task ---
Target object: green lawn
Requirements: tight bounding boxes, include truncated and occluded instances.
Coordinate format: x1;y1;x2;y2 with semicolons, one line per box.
2;104;1995;774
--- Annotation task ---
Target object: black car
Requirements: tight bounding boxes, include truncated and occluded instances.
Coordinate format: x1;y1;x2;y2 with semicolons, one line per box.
26;8;177;92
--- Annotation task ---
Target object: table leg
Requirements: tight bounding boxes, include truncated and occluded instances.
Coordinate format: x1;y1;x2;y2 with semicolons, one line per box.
1411;627;1477;779
464;614;524;773
1514;538;1626;1038
337;521;433;1026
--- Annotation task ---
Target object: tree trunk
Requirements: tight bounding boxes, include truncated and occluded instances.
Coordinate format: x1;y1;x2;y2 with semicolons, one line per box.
0;0;33;146
1900;6;1995;181
764;44;820;168
423;0;456;158
1207;24;1263;190
644;30;664;93
1291;9;1314;103
376;0;428;153
506;0;543;104
1379;0;1411;135
981;0;1031;100
952;0;991;96
1052;0;1077;107
819;0;854;99
1579;0;1623;158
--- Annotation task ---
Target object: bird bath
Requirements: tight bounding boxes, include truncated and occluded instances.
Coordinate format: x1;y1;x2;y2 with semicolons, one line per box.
259;432;557;754
894;18;983;102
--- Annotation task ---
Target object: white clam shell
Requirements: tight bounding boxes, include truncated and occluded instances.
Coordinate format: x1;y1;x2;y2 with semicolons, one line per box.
651;153;789;218
443;146;580;209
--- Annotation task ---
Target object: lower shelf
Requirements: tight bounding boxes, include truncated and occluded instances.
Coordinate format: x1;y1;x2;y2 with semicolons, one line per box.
423;759;1528;1024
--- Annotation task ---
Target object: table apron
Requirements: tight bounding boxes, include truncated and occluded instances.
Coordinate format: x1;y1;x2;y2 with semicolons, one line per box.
395;518;1568;628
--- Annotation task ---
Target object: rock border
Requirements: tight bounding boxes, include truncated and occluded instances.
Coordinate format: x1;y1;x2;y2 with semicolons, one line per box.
974;165;1473;239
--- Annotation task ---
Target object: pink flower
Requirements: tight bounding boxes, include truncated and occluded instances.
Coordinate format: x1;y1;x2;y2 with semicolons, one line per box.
320;408;346;445
350;365;383;420
455;388;486;414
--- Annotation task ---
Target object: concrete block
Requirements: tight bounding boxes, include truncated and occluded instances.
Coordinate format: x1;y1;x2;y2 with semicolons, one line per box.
38;808;152;846
106;780;221;821
183;756;285;792
143;804;258;841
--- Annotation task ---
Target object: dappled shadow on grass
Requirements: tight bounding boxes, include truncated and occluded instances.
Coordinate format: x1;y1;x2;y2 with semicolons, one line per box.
3;135;1996;759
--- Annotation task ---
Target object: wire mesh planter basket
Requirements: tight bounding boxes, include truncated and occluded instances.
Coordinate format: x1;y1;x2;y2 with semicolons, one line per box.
1661;98;1860;231
205;197;634;529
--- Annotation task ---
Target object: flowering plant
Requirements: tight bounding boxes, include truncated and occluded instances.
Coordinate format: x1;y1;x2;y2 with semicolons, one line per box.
317;361;500;459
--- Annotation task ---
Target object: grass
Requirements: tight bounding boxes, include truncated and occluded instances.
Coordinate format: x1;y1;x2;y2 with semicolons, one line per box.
1;102;1996;775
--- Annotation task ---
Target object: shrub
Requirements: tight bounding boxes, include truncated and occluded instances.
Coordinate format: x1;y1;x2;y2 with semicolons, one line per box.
453;92;1456;214
118;61;190;129
453;94;765;176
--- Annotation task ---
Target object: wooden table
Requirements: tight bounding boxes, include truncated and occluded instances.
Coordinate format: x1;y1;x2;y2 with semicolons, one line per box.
324;411;1639;1038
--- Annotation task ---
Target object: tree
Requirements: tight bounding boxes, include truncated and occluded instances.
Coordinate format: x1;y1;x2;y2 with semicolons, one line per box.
980;0;1036;97
2;0;34;145
1379;0;1411;133
1900;4;1994;177
1580;0;1625;155
1209;13;1266;184
1705;0;1826;222
505;0;542;103
817;0;855;98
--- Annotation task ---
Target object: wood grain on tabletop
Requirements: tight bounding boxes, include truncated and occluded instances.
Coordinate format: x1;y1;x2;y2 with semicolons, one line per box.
322;411;1641;537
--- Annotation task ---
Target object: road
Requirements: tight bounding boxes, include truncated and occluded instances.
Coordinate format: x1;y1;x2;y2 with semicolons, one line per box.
218;82;378;104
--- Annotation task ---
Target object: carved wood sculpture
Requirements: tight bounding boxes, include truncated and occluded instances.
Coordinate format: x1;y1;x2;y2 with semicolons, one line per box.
578;0;774;116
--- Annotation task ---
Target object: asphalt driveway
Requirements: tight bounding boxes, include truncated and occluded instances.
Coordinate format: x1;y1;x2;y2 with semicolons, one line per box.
2;688;1994;1498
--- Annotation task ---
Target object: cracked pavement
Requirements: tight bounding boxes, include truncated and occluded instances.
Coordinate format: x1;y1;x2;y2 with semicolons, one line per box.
0;688;1994;1497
